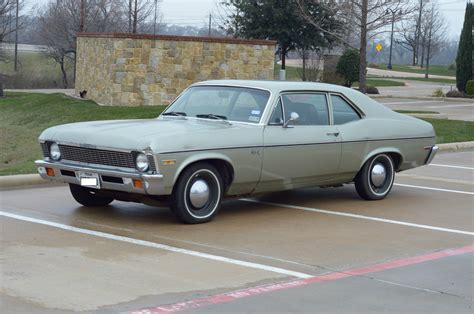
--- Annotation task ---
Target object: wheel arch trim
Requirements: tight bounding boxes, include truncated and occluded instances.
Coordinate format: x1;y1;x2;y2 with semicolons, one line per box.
172;153;235;188
360;148;404;171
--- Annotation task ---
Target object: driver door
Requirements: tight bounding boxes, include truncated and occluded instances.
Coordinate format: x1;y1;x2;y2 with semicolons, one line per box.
256;92;342;192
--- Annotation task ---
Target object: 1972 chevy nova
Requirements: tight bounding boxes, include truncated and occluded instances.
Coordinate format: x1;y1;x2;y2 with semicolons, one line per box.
36;80;438;223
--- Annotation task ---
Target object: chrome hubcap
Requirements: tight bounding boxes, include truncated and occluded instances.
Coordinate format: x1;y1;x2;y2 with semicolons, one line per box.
189;179;210;208
371;163;386;187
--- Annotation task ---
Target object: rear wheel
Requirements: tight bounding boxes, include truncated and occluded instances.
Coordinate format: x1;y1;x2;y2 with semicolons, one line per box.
171;162;223;224
354;154;395;200
69;184;114;206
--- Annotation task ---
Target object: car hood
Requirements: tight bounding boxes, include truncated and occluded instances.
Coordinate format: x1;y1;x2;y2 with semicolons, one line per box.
39;118;262;153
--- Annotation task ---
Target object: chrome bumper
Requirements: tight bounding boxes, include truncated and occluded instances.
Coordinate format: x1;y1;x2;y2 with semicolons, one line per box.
424;145;439;165
35;160;165;195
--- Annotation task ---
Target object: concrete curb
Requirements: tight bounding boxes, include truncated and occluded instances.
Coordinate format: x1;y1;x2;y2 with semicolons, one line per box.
438;141;474;152
1;142;473;189
0;174;51;190
407;113;448;120
370;95;474;103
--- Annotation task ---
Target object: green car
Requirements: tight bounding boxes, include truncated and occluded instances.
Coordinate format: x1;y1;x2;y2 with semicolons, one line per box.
36;80;438;224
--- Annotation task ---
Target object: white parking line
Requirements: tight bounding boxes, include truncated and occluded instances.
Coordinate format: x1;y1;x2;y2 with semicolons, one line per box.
394;183;474;195
240;199;474;236
430;164;474;170
0;210;312;279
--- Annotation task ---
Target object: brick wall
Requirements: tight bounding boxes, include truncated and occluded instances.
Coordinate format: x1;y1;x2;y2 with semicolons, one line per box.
75;33;276;106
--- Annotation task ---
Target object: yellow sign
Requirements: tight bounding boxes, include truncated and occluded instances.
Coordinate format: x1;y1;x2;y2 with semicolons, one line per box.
375;43;383;52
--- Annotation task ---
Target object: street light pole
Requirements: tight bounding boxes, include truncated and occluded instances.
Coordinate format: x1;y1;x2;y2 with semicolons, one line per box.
387;9;396;70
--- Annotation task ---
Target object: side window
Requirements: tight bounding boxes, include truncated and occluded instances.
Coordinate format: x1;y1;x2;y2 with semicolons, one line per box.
269;98;284;125
281;93;329;126
331;95;361;125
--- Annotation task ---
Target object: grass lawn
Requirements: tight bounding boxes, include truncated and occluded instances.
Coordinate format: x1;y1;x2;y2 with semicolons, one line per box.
0;50;75;89
371;64;455;77
274;64;301;80
1;93;471;175
0;92;165;176
421;118;474;144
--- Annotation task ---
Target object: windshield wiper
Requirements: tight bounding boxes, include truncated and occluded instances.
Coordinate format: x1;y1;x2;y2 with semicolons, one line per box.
162;111;187;118
196;114;232;125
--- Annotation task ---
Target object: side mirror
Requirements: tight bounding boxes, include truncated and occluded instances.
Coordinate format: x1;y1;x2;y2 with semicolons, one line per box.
283;112;299;128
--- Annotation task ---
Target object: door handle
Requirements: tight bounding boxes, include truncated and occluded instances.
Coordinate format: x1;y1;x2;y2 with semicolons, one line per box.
327;132;340;137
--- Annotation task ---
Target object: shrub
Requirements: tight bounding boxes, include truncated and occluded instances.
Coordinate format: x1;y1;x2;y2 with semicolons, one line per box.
466;80;474;95
448;63;456;71
432;88;444;97
366;86;379;94
446;90;472;98
322;72;345;85
368;63;379;69
336;49;360;87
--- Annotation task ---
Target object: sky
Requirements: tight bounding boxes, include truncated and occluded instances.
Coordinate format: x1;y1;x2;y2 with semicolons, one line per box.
27;0;468;40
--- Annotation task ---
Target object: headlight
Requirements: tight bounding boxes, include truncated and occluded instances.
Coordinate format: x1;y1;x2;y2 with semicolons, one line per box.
49;142;61;161
135;153;149;172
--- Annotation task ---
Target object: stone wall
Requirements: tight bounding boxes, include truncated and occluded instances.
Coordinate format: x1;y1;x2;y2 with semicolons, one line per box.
75;33;276;106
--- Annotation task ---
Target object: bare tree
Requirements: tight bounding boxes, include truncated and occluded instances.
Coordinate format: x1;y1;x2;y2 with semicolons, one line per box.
298;0;412;93
0;0;25;95
38;1;80;88
90;0;127;32
0;0;24;43
423;4;447;78
123;0;155;33
38;0;129;88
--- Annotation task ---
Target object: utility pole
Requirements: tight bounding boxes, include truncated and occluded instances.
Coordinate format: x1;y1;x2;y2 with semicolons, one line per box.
132;0;138;33
14;0;19;72
208;14;212;37
387;8;400;70
80;0;85;32
358;0;368;93
425;5;434;79
153;0;158;35
414;0;428;66
128;0;132;32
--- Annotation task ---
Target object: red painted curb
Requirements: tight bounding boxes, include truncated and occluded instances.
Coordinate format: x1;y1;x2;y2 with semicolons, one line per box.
129;245;474;314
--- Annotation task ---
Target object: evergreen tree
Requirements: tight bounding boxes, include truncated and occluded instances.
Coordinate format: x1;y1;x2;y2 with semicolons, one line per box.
222;0;340;70
456;2;473;92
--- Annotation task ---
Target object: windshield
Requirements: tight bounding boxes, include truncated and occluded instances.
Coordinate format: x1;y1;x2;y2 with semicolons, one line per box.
162;86;271;124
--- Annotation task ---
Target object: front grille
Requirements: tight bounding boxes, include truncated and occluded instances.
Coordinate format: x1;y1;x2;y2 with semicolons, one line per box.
148;155;157;172
40;142;50;158
59;145;136;169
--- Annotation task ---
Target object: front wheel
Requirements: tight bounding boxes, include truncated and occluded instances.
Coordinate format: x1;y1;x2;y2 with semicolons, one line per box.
354;154;395;200
69;184;114;207
171;162;223;224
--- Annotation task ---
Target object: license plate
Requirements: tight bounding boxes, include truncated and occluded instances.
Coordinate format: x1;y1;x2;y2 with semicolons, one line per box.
79;172;100;189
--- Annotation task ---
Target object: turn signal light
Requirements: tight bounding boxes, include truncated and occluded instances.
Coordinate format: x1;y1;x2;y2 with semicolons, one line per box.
133;179;143;189
46;167;55;177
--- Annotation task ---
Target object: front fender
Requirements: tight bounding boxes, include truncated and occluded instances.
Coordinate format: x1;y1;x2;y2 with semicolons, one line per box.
172;152;234;186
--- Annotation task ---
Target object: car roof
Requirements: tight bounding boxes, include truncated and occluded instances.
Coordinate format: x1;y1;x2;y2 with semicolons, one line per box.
192;79;354;94
191;79;401;119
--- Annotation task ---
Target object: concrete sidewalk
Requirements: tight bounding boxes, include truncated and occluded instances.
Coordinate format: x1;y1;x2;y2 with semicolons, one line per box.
5;89;75;96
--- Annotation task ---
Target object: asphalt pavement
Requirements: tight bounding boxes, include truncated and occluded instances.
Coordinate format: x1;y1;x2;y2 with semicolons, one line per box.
0;151;473;313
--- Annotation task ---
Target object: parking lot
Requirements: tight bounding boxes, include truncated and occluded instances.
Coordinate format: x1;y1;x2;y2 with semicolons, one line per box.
1;150;473;313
